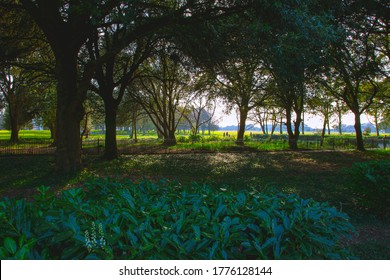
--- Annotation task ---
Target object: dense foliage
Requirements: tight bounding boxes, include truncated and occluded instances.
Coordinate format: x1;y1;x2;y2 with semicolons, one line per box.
349;160;390;217
0;178;355;259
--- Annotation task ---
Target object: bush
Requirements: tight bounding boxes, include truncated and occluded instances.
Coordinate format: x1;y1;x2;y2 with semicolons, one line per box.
363;127;371;136
176;136;188;143
188;134;202;142
0;179;355;259
348;160;390;217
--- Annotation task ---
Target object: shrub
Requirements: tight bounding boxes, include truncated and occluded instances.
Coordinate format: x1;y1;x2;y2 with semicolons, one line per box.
205;135;221;142
188;134;202;142
176;136;188;143
363;127;371;136
0;179;355;259
348;160;390;217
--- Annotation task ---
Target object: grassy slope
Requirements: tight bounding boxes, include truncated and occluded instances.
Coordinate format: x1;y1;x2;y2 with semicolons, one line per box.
0;150;389;259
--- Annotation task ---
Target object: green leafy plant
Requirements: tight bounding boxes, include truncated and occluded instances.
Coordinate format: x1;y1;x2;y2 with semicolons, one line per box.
348;160;390;217
0;178;356;259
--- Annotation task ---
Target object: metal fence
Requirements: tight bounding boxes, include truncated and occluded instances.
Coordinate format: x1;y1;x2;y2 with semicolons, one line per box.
0;136;388;156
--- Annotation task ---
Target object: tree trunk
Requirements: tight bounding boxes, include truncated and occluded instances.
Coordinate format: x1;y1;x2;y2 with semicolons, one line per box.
103;102;118;160
353;111;365;151
236;107;248;145
132;117;138;142
285;108;298;150
320;115;327;147
163;130;177;146
338;111;342;135
9;104;19;143
280;116;283;134
374;111;379;137
55;56;84;172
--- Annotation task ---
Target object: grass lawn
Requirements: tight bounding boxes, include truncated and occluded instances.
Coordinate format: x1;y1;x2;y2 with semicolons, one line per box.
0;149;389;259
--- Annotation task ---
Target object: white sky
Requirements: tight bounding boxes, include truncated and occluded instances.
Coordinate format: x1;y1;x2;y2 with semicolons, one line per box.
216;106;370;129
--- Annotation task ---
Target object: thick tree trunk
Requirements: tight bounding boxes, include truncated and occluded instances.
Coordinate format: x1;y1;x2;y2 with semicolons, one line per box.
55;56;84;173
9;105;19;143
353;111;365;151
103;102;118;160
163;130;177;146
285;108;298;150
236;107;248;145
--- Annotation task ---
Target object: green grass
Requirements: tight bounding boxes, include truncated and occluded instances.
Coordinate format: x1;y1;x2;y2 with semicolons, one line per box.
3;129;385;142
0;130;51;141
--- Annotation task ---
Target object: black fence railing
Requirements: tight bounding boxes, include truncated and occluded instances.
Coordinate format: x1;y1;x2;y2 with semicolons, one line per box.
0;136;388;156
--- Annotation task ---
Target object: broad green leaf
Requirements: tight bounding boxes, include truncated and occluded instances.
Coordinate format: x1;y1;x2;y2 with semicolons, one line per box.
4;238;17;255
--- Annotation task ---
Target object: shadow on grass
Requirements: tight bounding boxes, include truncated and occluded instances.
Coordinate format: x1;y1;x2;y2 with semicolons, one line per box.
0;156;83;198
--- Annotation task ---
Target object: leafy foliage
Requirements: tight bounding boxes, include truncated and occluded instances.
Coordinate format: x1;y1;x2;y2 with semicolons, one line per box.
349;160;390;217
0;179;355;260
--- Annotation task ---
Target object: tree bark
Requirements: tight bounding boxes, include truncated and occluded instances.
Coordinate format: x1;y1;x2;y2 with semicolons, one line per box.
353;111;365;151
163;130;177;146
55;56;84;173
236;107;248;145
9;104;19;143
320;115;327;147
374;111;379;137
132;116;138;142
103;102;118;160
285;107;298;150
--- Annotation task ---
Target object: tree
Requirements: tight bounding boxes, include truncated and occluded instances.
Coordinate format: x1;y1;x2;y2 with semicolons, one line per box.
213;58;269;145
0;65;45;142
87;25;153;159
249;102;282;137
259;0;342;150
307;87;334;145
333;98;349;135
131;51;193;145
324;2;388;150
13;0;123;171
183;92;216;136
365;78;390;136
13;0;251;171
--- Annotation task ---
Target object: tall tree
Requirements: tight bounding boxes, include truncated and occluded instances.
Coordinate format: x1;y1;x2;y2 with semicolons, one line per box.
13;0;251;171
131;51;194;145
87;25;153;159
14;0;121;171
183;93;216;136
258;0;342;149
213;58;269;145
0;65;45;142
324;1;388;150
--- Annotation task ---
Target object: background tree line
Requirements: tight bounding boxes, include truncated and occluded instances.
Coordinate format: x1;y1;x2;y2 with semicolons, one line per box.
0;0;388;172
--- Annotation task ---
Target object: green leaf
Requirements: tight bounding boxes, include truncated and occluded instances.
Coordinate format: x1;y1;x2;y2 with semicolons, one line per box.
192;225;201;241
209;241;219;259
4;237;17;255
261;237;276;250
213;204;226;219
